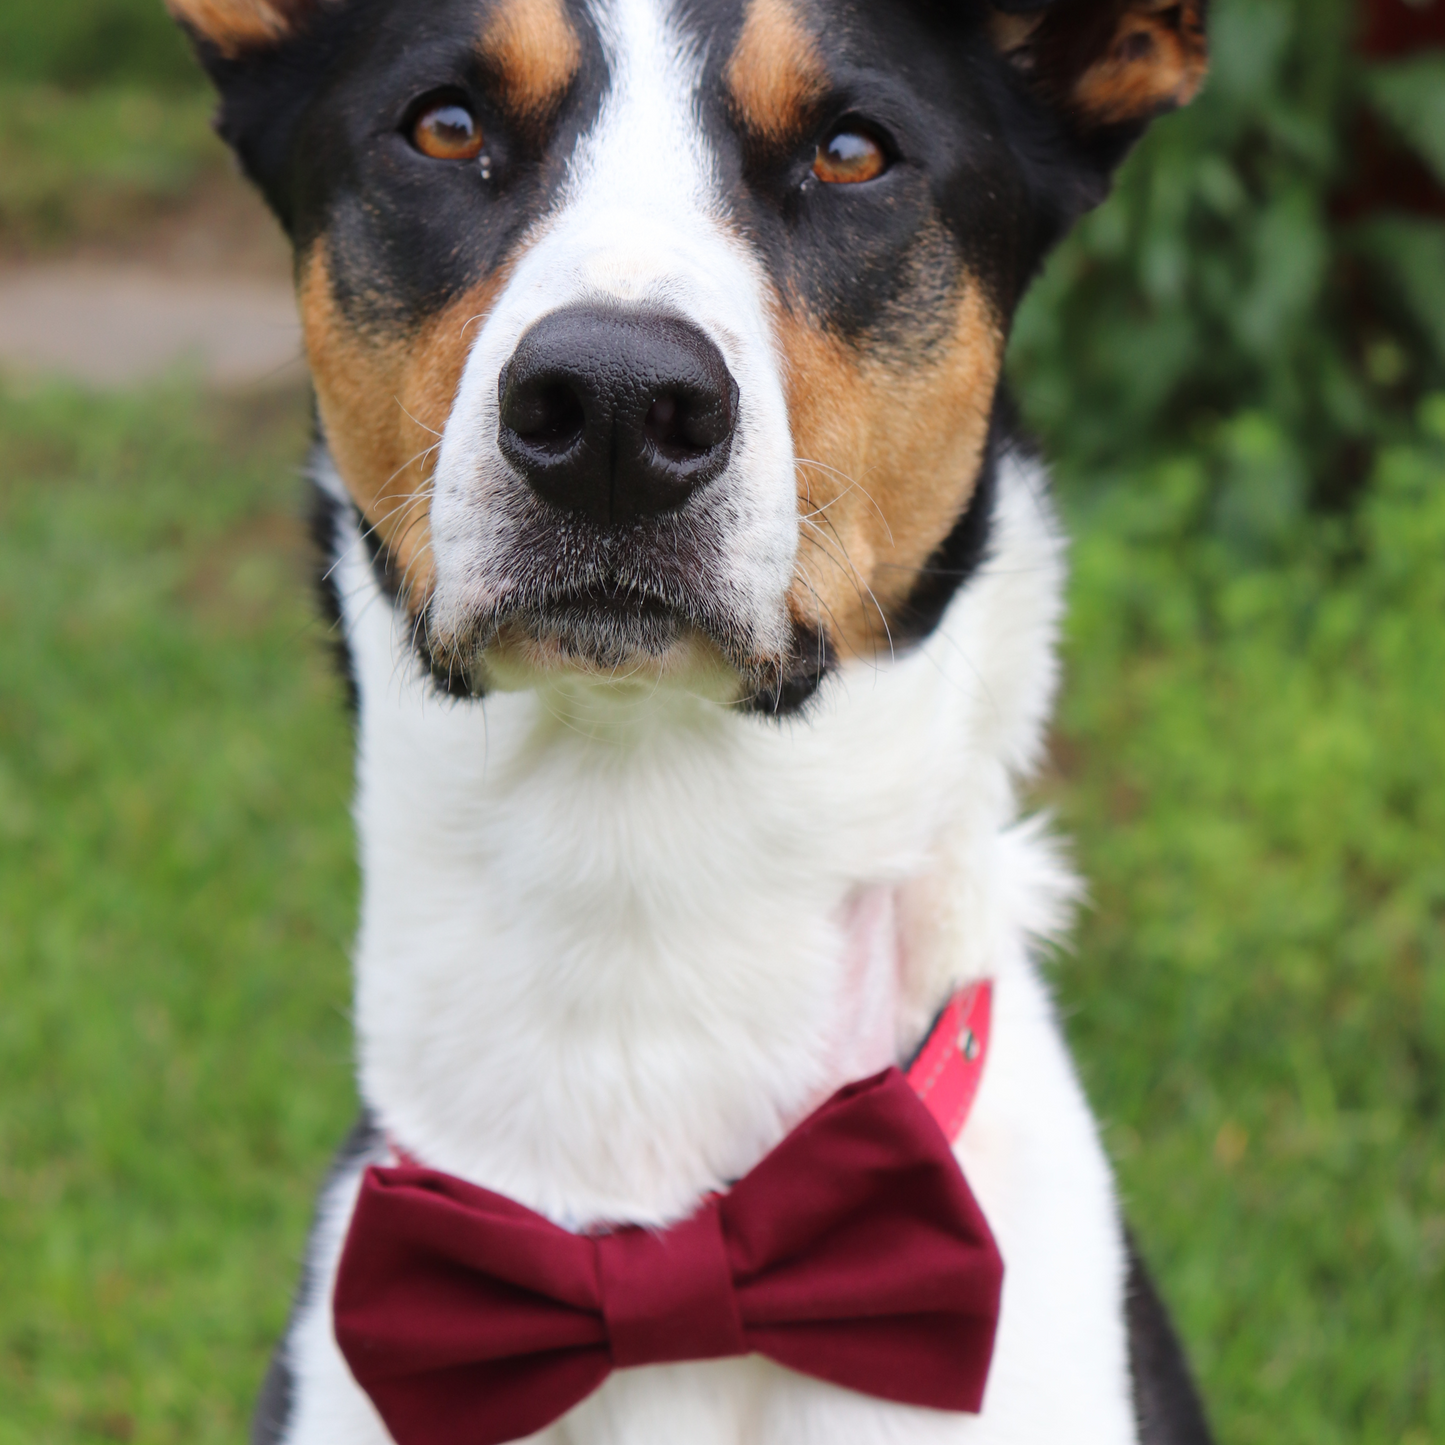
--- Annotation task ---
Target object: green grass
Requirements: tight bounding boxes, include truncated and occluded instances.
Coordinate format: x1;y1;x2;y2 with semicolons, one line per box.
0;384;357;1444
0;84;223;253
0;2;202;92
1044;409;1445;1443
1;382;1442;1442
0;1;223;254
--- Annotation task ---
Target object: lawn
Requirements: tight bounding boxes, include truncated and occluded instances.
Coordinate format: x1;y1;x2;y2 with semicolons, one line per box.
0;385;357;1444
1;379;1441;1442
3;0;1442;1437
1044;421;1445;1443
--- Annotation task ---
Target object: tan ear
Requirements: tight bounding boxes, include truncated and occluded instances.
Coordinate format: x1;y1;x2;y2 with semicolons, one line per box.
166;0;317;57
992;0;1208;130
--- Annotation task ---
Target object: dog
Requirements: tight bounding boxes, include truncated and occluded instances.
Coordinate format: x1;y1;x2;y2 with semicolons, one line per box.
170;2;1216;1442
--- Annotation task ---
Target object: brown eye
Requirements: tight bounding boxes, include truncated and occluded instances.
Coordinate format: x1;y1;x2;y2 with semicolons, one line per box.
812;126;887;185
411;101;485;161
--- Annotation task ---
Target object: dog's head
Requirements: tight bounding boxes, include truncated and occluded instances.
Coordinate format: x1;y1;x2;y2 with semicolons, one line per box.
173;0;1205;710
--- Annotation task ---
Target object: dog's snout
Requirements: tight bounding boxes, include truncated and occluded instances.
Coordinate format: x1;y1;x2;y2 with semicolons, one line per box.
498;307;739;526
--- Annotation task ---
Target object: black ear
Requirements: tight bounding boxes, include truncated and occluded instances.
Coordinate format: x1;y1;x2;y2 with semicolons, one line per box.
991;0;1209;164
167;1;340;235
166;0;321;61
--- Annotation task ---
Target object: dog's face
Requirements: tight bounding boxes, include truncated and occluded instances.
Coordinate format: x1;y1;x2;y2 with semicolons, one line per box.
174;0;1204;709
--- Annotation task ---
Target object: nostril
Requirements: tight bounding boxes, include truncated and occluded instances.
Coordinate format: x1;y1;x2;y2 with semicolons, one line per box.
644;394;679;440
642;387;735;463
499;355;589;458
643;392;702;462
507;380;585;453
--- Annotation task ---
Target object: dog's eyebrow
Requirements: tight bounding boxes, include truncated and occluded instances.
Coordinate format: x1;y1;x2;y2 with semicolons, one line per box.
726;0;829;142
478;0;583;119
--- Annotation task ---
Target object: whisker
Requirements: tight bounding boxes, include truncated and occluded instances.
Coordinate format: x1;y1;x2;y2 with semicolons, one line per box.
394;396;443;440
794;457;895;547
794;560;867;682
801;516;895;665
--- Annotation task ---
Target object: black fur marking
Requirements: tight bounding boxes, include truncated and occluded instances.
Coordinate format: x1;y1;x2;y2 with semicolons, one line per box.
252;1112;384;1445
250;1349;293;1445
886;392;1014;648
355;493;409;607
737;618;833;718
351;488;483;700
419;595;489;701
694;0;1135;352
308;468;360;716
309;447;482;703
1126;1233;1217;1445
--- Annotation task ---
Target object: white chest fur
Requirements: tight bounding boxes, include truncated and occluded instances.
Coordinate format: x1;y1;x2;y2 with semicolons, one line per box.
282;454;1139;1445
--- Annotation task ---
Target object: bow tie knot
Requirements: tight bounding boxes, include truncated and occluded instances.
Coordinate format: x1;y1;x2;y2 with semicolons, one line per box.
598;1201;745;1367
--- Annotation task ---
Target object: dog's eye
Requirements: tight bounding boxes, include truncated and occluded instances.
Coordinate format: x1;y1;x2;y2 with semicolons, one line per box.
813;125;888;185
410;99;485;161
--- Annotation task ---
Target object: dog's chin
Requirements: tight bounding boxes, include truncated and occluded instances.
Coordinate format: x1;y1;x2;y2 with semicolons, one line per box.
424;587;832;713
440;594;749;698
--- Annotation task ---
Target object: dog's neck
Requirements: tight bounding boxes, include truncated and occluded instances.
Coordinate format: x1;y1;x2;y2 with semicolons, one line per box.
325;452;1069;1231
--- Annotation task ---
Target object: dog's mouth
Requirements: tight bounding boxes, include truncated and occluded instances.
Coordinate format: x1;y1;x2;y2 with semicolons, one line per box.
496;582;700;669
424;559;746;686
421;494;828;710
423;568;829;712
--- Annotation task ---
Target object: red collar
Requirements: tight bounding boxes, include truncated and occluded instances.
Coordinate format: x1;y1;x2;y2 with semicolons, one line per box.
905;978;994;1143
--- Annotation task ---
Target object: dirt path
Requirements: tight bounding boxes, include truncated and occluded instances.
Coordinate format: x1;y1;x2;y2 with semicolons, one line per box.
0;264;302;389
0;174;303;390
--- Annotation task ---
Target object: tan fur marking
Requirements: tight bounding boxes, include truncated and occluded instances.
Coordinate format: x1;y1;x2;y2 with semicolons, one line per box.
299;245;507;608
1071;1;1208;125
991;0;1207;128
166;0;312;55
988;11;1044;59
776;281;1004;661
726;0;829;141
479;0;582;119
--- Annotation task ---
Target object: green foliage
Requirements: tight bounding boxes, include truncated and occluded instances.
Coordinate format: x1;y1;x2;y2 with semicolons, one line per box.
1044;397;1445;1443
0;385;358;1444
1364;53;1445;184
0;0;201;92
0;84;223;250
1010;0;1445;525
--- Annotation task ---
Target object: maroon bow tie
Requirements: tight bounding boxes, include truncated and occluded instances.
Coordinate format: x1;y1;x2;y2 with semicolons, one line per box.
334;1062;1003;1445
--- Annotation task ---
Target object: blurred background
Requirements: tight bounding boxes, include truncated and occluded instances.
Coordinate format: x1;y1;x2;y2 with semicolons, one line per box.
0;1;1441;1440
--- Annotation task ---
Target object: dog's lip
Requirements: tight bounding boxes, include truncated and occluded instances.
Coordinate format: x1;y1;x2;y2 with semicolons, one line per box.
531;585;685;620
484;577;708;635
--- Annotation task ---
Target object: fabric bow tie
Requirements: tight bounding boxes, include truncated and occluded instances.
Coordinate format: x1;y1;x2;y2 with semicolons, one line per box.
334;1062;1003;1445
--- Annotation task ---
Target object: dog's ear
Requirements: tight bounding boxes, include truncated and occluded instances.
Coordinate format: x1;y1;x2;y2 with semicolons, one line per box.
167;1;345;233
166;0;324;60
990;0;1208;139
169;1;361;234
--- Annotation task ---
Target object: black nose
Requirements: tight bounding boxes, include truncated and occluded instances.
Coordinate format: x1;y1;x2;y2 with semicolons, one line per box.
497;306;739;526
